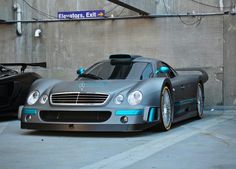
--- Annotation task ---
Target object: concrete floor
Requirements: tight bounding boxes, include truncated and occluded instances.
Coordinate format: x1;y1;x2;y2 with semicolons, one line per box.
0;109;236;169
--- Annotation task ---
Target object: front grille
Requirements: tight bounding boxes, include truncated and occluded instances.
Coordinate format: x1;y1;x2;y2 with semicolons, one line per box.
50;92;109;105
40;111;111;123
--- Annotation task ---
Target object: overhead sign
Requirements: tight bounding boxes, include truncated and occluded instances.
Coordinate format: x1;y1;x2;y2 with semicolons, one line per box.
58;10;105;19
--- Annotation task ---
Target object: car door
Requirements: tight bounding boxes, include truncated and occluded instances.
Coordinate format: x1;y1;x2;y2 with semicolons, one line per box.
157;62;189;118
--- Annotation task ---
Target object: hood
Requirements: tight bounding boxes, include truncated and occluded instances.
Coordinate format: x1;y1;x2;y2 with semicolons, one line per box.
50;80;139;95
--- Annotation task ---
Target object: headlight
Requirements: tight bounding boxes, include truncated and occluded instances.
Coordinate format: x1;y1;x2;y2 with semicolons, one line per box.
27;91;40;105
114;94;124;104
39;95;48;104
127;91;143;105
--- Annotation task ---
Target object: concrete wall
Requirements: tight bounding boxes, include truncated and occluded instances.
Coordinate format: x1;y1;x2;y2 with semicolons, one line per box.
0;0;236;106
155;0;229;14
1;0;231;20
224;15;236;105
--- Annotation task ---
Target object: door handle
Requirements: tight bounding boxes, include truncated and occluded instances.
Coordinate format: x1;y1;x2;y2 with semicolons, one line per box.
180;85;185;89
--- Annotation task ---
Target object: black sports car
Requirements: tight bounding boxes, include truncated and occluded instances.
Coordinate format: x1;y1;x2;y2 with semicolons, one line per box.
0;62;46;116
19;55;208;132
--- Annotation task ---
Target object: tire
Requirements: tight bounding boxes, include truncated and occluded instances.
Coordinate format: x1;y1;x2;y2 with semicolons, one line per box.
196;83;204;119
159;86;173;131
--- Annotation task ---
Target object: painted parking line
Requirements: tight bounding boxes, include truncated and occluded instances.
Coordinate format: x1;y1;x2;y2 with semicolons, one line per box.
0;122;8;134
80;113;234;169
199;130;235;145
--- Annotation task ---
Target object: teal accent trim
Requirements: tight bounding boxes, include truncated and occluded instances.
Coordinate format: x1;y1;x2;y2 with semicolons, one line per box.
148;107;156;122
175;109;186;114
22;108;37;115
77;67;85;75
115;110;144;116
159;66;170;73
155;66;170;74
175;98;197;106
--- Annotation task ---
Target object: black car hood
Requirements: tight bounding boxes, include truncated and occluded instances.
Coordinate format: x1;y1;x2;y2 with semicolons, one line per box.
50;80;139;95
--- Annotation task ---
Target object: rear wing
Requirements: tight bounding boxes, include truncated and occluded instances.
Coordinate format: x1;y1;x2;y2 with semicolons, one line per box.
175;68;208;83
0;62;46;73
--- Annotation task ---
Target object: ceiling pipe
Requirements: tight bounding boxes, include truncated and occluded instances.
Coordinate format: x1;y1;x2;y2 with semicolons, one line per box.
13;2;22;35
2;12;227;24
219;0;224;11
34;28;42;37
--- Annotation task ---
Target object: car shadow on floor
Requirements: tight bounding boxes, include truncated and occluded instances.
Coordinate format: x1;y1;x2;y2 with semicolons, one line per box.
172;117;199;129
22;130;148;138
0;115;17;122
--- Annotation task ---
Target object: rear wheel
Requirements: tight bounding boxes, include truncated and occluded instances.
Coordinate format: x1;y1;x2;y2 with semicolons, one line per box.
196;83;204;119
159;86;173;131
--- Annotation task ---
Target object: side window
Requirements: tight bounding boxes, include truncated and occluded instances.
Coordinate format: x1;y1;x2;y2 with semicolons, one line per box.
168;68;176;78
141;64;153;80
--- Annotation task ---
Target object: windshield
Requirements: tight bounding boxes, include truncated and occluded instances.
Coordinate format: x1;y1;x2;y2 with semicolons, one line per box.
80;61;149;80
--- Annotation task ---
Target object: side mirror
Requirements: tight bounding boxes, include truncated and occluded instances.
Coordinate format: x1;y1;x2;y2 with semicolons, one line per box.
77;67;85;76
155;66;170;74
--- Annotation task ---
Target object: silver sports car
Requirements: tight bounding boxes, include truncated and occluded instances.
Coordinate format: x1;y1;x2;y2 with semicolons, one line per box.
19;54;208;132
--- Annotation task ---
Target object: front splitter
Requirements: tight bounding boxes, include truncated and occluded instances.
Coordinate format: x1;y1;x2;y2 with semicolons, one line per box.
21;122;157;132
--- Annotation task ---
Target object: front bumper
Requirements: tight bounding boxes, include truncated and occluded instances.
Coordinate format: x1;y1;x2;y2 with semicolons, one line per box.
20;106;160;132
21;122;157;132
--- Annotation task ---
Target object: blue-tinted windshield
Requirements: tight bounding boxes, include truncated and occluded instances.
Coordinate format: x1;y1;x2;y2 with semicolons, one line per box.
83;61;149;80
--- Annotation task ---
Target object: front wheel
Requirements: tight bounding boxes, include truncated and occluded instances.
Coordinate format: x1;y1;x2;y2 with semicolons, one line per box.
159;86;173;131
196;83;204;119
